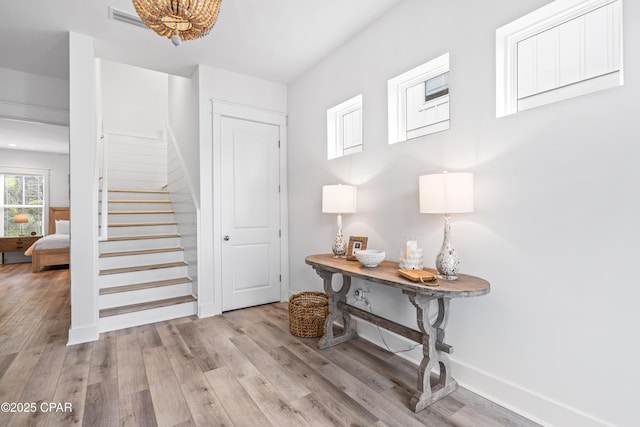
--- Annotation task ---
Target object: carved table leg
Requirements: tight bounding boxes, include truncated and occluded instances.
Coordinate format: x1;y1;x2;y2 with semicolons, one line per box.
408;293;457;412
313;269;358;349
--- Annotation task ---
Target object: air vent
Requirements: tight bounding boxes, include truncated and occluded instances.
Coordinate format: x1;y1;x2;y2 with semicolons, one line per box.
108;7;148;29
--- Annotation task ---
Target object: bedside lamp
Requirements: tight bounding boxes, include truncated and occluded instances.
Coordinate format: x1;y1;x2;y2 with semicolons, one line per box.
419;172;473;280
14;214;29;236
322;184;357;258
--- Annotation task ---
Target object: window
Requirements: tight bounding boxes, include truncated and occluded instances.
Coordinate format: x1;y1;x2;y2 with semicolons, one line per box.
1;174;46;237
327;94;363;159
496;0;623;117
388;52;450;144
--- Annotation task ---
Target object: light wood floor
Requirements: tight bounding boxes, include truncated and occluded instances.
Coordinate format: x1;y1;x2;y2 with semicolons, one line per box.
0;263;539;427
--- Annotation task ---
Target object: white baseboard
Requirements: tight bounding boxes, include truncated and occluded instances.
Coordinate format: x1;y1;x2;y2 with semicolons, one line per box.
449;359;613;427
198;302;220;318
352;320;612;427
67;324;99;345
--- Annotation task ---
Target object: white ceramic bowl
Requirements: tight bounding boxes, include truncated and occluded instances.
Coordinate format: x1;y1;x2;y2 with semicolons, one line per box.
354;249;386;268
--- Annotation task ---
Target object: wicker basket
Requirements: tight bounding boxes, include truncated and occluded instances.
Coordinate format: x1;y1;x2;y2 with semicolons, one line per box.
288;291;329;338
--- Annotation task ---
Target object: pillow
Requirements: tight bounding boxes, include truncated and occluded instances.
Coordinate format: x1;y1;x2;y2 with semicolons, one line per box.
55;220;70;235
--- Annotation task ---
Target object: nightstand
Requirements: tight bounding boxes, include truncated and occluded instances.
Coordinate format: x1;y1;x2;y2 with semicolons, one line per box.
0;236;42;264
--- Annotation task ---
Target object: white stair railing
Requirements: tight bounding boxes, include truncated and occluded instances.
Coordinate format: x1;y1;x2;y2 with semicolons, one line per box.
97;134;109;241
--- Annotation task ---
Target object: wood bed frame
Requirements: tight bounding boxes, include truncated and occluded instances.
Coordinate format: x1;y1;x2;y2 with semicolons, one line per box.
32;207;70;273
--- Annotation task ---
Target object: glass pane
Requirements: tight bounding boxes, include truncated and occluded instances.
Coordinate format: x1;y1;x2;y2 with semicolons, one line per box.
4;175;23;205
342;109;362;150
425;72;449;102
3;207;43;237
1;174;45;237
24;176;44;205
3;207;19;236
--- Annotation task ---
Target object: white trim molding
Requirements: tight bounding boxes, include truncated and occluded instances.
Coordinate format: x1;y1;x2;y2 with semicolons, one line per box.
67;324;99;346
0;100;69;126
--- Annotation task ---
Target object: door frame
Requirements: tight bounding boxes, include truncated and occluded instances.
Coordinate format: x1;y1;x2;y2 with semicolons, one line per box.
208;99;289;315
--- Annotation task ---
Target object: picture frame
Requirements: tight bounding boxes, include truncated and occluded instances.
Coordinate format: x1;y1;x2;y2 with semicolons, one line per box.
346;236;368;261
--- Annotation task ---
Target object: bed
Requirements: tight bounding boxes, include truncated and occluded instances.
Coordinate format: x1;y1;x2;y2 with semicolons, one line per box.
26;207;70;272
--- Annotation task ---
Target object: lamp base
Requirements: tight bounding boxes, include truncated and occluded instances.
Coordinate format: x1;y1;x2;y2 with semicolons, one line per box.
331;233;346;258
331;213;346;258
435;214;460;281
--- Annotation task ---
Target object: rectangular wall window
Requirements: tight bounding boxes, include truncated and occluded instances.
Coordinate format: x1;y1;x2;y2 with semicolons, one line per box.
0;174;46;237
496;0;623;117
388;53;450;144
327;94;363;159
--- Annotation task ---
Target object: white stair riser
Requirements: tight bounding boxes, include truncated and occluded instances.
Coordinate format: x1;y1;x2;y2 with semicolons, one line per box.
108;224;177;237
106;213;175;224
99;282;193;309
99;251;184;270
107;192;170;201
108;202;173;212
99;265;188;288
100;237;181;252
98;301;197;333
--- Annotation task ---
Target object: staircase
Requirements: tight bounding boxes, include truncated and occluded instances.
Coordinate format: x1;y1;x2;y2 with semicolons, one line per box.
98;189;196;333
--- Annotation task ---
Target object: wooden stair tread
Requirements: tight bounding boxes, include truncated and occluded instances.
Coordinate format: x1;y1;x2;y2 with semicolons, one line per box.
99;261;187;276
109;189;169;194
109;199;171;203
100;247;183;258
109;210;175;215
106;234;181;241
100;277;192;295
99;295;196;318
108;221;177;227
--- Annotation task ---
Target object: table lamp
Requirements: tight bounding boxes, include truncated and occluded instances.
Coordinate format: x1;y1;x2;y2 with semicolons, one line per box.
14;213;29;236
419;172;473;280
322;184;357;258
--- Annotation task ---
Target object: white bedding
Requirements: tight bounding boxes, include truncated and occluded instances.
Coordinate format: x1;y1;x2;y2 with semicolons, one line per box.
24;234;70;256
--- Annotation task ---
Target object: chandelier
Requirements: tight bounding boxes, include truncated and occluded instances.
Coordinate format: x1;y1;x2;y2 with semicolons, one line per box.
132;0;222;46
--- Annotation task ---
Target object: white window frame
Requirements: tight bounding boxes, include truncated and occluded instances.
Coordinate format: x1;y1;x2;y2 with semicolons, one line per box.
327;94;363;160
496;0;623;118
0;166;49;237
388;52;450;145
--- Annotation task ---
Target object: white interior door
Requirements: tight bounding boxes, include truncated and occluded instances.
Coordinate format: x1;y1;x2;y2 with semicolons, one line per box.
221;117;281;311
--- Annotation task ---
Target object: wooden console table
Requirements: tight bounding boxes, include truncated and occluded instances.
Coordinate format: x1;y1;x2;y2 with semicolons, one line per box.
305;254;490;412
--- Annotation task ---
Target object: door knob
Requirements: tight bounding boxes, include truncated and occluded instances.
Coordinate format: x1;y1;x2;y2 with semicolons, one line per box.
223;235;230;241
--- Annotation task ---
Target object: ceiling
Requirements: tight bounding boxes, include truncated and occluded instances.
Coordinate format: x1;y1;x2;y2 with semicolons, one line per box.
0;119;69;154
0;0;404;154
0;0;404;84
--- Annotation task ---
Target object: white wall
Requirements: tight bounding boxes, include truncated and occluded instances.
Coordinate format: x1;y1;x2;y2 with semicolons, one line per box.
101;60;167;138
167;74;199;296
169;74;199;205
287;1;639;426
0;67;69;125
68;32;99;345
196;65;287;317
101;61;168;190
167;139;198;294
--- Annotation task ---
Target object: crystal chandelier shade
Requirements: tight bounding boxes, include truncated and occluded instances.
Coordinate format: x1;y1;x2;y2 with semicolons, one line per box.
132;0;222;46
